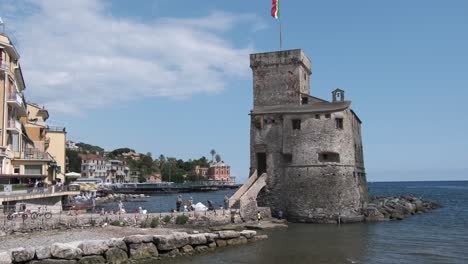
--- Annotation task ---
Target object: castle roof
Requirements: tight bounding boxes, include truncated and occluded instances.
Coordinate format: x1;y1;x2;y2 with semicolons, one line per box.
251;100;351;115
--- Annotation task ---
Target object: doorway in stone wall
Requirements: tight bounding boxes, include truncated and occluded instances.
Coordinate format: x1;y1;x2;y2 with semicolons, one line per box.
257;152;267;176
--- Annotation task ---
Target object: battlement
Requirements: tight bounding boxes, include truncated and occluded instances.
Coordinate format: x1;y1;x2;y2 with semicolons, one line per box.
251;49;312;108
250;49;311;73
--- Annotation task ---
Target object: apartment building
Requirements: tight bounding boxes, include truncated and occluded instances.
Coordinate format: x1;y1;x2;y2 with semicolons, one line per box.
0;34;66;184
80;155;129;183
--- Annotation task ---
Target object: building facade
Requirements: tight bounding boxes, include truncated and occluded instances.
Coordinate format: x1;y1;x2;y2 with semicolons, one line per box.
80;155;129;183
249;49;367;223
207;161;232;181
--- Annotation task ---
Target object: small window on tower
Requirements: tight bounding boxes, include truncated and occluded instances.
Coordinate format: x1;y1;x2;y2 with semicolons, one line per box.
292;119;301;130
335;118;344;129
301;97;309;105
315;114;320;119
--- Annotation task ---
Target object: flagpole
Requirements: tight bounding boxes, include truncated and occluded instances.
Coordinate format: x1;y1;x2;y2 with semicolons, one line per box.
279;17;283;50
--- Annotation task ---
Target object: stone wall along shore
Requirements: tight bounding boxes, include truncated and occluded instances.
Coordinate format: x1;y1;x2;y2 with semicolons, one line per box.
0;230;268;264
1;209;243;236
363;195;441;222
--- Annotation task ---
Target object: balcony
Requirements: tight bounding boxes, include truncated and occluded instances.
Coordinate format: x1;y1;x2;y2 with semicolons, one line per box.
46;126;66;133
6;119;21;133
14;148;52;161
0;147;10;157
7;92;27;117
0;61;9;72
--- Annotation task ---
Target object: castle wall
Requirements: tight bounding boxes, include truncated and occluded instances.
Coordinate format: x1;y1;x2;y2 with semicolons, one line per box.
249;49;367;223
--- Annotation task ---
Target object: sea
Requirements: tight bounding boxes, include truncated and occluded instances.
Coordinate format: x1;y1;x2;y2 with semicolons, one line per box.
103;181;468;264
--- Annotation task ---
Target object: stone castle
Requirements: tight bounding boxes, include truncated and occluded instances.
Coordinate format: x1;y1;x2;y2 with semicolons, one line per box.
231;49;368;223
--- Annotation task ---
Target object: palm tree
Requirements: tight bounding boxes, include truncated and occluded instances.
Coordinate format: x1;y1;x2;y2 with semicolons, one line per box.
215;154;221;163
210;149;216;162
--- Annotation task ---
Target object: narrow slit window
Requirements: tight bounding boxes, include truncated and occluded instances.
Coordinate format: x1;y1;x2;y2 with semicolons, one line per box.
301;97;309;105
335;118;343;129
292;119;301;130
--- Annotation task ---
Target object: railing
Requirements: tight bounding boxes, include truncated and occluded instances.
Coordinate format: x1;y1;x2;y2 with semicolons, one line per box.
0;147;9;157
46;126;66;132
7;92;23;106
18;148;52;160
0;185;79;198
7;119;21;131
0;61;9;71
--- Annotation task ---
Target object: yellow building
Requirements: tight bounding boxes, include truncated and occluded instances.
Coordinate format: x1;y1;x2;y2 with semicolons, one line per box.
0;34;66;184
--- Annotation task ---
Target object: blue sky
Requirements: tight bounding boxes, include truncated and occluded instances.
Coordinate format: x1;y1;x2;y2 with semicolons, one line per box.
1;0;467;182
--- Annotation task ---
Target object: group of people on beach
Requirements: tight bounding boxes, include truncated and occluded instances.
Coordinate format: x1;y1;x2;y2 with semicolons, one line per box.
175;194;230;212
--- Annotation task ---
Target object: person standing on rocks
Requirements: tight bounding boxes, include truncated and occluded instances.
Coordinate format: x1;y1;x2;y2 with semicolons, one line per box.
176;195;183;212
224;194;229;209
188;196;193;211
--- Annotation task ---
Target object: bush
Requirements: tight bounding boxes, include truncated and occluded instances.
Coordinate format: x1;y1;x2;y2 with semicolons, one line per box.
140;219;149;228
163;215;172;224
110;220;122;226
150;218;159;228
175;215;189;225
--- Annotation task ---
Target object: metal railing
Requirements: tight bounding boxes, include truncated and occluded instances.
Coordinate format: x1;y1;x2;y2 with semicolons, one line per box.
0;61;9;71
7;119;21;130
0;185;78;198
46;126;66;132
7;92;23;105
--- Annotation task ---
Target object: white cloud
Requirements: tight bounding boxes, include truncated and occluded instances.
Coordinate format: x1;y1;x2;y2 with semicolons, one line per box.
4;0;263;114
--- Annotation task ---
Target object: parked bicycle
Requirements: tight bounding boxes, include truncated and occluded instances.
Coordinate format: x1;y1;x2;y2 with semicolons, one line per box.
6;211;28;220
30;206;52;219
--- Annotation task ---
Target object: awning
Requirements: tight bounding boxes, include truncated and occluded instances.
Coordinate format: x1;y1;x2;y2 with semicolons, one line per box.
65;172;81;178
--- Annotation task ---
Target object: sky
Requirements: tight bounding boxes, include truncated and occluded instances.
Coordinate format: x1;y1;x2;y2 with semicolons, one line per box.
1;0;467;182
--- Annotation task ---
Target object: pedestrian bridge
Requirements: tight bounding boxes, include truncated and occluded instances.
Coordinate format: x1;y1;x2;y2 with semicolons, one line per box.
0;187;80;213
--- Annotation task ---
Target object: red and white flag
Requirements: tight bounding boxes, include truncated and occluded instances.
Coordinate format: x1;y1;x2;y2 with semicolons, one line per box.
271;0;280;19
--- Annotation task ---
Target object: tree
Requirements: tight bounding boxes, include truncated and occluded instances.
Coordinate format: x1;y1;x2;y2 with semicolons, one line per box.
215;154;222;162
66;150;82;173
210;149;216;162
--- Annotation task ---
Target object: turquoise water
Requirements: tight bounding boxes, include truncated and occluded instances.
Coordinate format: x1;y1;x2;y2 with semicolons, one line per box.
111;181;468;263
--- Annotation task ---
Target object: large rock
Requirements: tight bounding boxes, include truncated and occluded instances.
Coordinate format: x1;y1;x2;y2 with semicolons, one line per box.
240;230;257;238
226;237;248;246
203;233;219;243
50;243;83;260
105;248;128;264
189;234;207;245
10;247;35;262
250;234;269;241
215;239;227;248
35;246;52;260
154;232;189;251
28;260;78;264
180;245;194;254
123;235;153;244
194;246;209;253
0;252;11;264
105;239;127;252
217;231;240;239
128;243;158;259
78;256;106;264
78;241;109;256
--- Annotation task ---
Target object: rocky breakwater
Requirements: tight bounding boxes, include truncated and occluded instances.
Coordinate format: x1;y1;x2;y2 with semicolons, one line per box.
0;230;268;264
96;193;146;204
364;195;441;222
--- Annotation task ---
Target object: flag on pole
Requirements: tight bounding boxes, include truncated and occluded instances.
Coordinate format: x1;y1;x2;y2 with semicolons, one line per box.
271;0;280;19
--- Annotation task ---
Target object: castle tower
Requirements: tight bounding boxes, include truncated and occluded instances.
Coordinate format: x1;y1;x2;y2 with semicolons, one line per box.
249;49;368;223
